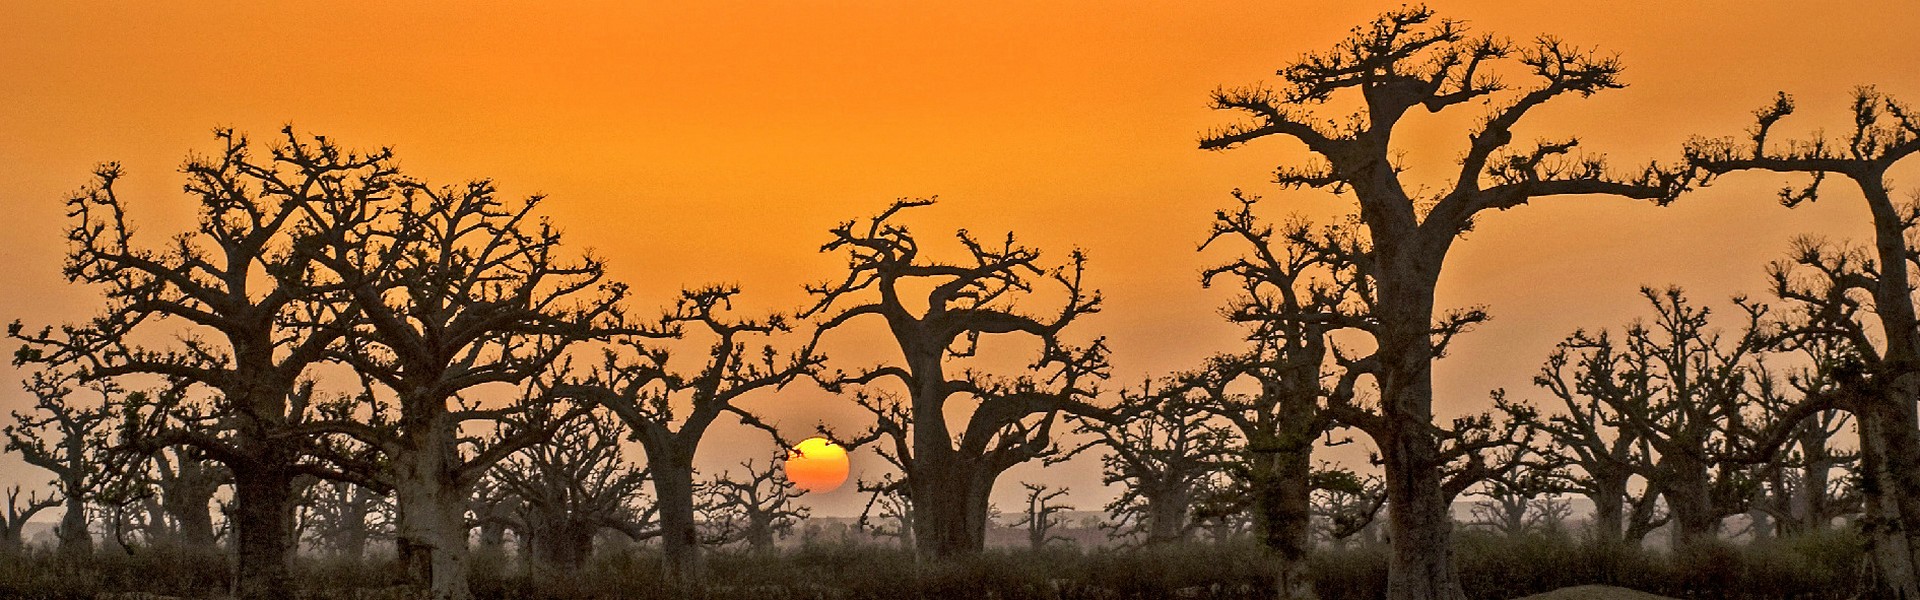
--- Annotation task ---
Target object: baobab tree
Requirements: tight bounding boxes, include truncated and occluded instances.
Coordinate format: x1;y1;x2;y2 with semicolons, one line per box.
806;198;1109;558
1687;87;1920;594
490;411;652;571
0;486;56;553
309;176;630;600
1193;191;1377;597
1310;470;1386;546
855;474;913;548
698;459;809;551
1201;8;1690;597
1532;332;1670;547
1010;482;1073;551
4;372;116;556
549;284;820;584
1540;288;1782;549
1092;378;1232;546
297;478;391;560
10;128;390;598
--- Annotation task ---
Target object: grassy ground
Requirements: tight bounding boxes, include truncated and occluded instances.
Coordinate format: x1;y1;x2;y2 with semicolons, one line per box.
0;529;1863;599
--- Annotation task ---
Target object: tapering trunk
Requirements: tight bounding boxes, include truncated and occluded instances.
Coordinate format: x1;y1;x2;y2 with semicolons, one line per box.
1587;477;1626;546
1145;486;1191;544
651;461;702;587
910;454;994;557
1857;389;1920;599
1661;459;1721;551
394;413;472;600
231;466;296;600
166;476;219;549
55;482;89;557
1252;439;1315;600
1375;261;1467;600
1382;431;1465;600
746;514;776;551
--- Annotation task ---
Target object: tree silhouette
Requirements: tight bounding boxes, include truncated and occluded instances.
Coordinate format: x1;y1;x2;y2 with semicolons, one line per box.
4;372;119;556
1201;7;1690;597
10;129;392;599
549;284;819;584
489;411;652;571
1687;86;1920;594
1092;378;1232;546
0;485;56;553
1532;331;1670;546
305;175;628;600
698;458;809;551
1010;482;1073;551
806;198;1108;558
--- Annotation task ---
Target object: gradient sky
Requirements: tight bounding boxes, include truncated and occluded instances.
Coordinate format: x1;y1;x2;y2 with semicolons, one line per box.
2;1;1917;518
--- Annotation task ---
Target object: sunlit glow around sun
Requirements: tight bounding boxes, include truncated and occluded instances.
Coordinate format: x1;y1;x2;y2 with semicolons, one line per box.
784;437;850;493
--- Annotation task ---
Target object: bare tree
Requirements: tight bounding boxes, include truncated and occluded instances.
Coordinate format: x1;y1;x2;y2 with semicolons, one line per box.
309;176;628;600
9;129;391;598
1092;378;1232;546
1541;288;1787;550
856;473;914;548
1465;460;1569;537
1010;482;1072;551
550;285;818;584
0;486;57;553
806;198;1108;558
1532;334;1670;547
490;411;652;571
698;459;809;551
1688;89;1920;592
1310;469;1386;546
4;372;118;556
1201;7;1691;596
297;478;391;560
1193;192;1377;597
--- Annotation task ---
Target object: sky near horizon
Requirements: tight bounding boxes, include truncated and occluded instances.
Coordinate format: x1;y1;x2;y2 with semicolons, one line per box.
1;1;1918;519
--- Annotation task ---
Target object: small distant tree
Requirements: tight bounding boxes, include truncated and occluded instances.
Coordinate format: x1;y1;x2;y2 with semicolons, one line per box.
1092;378;1233;546
1011;482;1072;551
298;478;391;560
856;473;914;548
5;372;122;556
550;285;820;584
806;199;1109;558
1465;462;1570;536
490;412;651;571
698;459;809;551
1533;333;1670;546
1310;469;1386;546
0;486;57;553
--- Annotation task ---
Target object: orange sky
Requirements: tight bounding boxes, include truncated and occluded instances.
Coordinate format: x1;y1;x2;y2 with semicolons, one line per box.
2;1;1917;518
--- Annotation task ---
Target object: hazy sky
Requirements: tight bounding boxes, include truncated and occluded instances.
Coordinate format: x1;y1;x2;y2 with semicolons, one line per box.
2;1;1917;518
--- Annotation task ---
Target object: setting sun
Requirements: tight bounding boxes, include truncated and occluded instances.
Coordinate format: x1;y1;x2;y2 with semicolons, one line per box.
784;437;850;493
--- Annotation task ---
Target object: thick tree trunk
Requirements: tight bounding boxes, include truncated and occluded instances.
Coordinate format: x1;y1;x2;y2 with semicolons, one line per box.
394;417;472;600
1382;432;1465;600
1858;393;1920;599
746;514;776;551
910;455;994;558
1250;437;1316;600
55;483;89;557
230;467;296;600
1374;261;1467;600
652;462;702;588
1662;461;1720;551
1587;477;1627;547
1146;486;1191;544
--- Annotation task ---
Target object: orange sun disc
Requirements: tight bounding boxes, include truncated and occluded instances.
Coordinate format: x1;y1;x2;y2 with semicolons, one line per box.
784;437;850;493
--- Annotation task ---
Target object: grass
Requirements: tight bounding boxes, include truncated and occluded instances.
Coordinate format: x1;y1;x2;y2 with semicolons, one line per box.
0;530;1866;599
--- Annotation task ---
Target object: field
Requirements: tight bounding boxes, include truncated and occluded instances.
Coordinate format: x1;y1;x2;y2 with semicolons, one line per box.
0;529;1861;600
